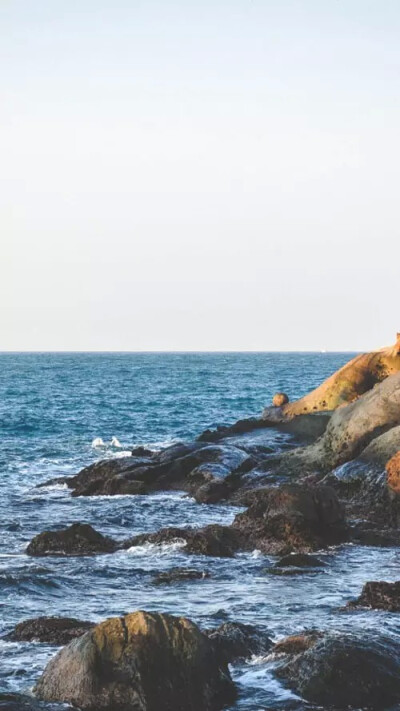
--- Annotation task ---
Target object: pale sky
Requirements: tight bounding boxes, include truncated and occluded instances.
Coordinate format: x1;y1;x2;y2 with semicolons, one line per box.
1;0;399;351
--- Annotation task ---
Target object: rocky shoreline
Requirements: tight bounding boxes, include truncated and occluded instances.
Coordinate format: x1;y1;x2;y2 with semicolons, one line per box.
6;336;400;710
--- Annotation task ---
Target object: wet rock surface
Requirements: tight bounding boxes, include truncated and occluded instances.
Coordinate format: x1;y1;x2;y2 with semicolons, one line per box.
34;610;236;711
5;617;94;644
275;553;325;568
348;580;400;611
231;484;346;554
276;632;400;709
26;523;117;557
0;694;69;711
152;568;210;584
205;622;273;663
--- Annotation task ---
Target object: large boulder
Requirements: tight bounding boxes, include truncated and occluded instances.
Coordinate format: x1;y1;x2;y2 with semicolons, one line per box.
282;372;400;474
263;333;400;419
277;632;400;709
232;484;345;554
6;616;94;644
26;523;117;556
34;610;236;711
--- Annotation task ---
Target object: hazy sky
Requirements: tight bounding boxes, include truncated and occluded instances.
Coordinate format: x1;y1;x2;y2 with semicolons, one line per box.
1;0;399;351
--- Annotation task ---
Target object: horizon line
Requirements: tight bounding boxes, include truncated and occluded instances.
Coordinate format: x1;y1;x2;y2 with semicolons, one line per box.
0;349;360;354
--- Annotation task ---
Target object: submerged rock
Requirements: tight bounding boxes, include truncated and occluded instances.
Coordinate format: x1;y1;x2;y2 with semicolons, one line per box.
0;693;65;710
34;610;236;711
273;632;322;655
275;553;325;568
348;580;400;611
6;616;94;644
205;622;273;663
152;568;210;584
276;632;400;709
26;523;117;557
126;524;242;558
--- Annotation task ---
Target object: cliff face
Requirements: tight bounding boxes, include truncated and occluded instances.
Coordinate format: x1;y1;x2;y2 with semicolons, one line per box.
263;333;400;420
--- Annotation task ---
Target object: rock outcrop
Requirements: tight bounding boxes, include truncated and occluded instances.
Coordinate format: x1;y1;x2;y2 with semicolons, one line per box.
282;372;400;474
26;523;117;556
34;610;236;711
348;581;400;611
231;484;345;554
263;333;400;420
6;617;94;644
276;632;400;709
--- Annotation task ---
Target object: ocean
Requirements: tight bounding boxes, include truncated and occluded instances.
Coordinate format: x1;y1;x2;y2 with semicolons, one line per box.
1;352;400;710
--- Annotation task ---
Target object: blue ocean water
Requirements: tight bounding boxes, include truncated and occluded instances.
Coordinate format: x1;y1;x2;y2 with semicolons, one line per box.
1;352;400;710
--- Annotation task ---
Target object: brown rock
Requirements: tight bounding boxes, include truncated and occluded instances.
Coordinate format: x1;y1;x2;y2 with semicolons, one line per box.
273;632;322;655
386;452;400;494
34;610;236;711
26;523;117;557
6;617;94;645
263;333;400;419
272;392;289;407
232;484;345;554
348;581;400;611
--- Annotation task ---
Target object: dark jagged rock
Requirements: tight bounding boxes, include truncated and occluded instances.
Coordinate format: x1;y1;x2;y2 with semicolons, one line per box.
26;523;117;557
231;484;346;555
197;418;269;443
153;568;210;584
348;581;400;611
273;632;322;655
45;442;254;501
131;446;155;457
125;525;242;558
275;553;325;568
276;632;400;709
205;622;273;663
34;610;236;711
193;479;231;504
6;616;94;644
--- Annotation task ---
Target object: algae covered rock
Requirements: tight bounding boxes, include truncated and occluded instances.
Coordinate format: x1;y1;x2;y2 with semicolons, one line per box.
34;610;236;711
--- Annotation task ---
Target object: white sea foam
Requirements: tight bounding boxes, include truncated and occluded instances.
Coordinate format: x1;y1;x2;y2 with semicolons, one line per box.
92;437;105;448
125;539;187;557
110;436;122;447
